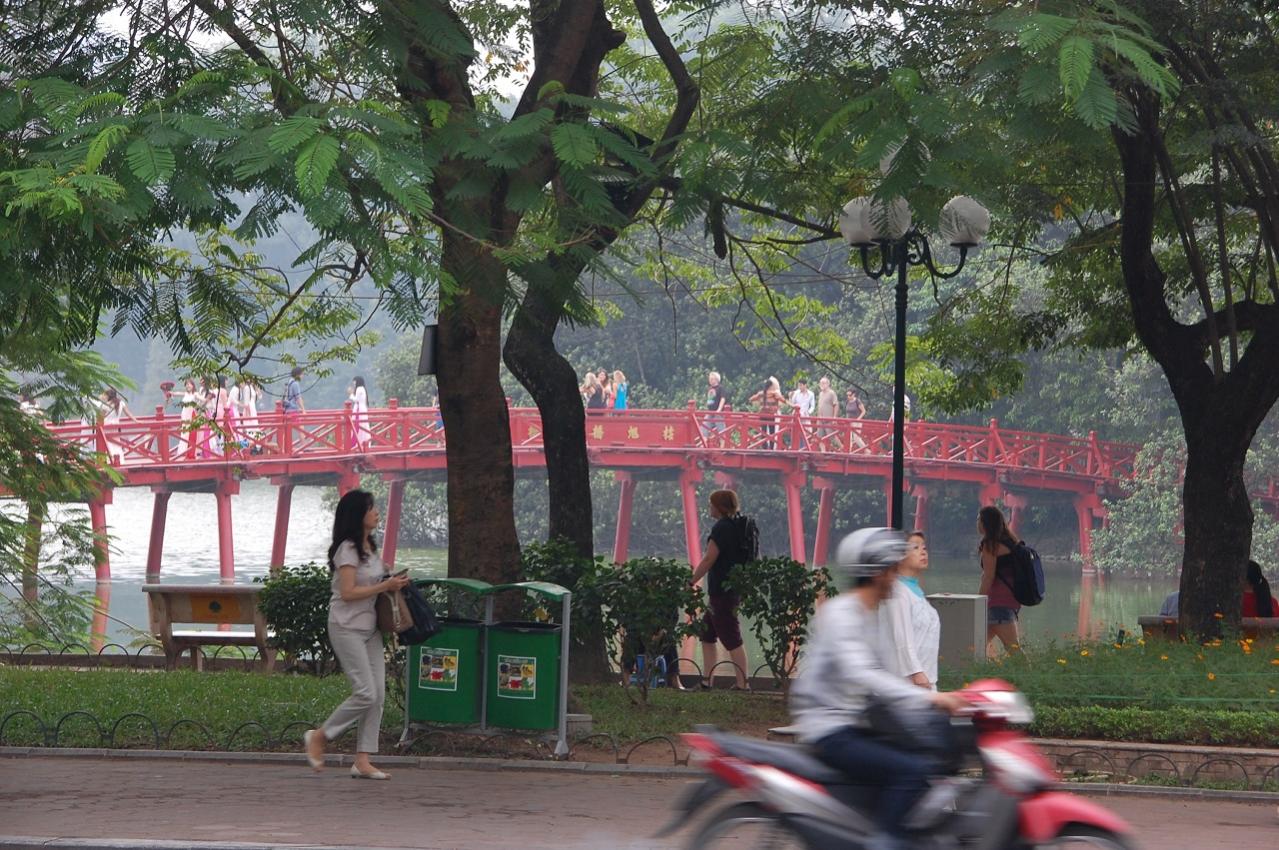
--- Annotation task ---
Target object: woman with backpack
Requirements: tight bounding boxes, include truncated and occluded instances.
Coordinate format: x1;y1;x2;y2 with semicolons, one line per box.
304;489;409;779
689;489;752;690
977;505;1023;656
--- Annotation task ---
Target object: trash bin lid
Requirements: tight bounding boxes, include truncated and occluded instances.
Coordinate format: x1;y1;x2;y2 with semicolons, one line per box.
488;581;570;601
415;578;493;594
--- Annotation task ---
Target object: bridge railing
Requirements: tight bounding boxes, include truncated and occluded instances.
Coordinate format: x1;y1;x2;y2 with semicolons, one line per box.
43;404;1142;486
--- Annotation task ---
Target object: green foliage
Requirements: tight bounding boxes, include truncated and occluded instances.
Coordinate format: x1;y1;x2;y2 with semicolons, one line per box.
725;558;835;690
1029;705;1279;748
254;563;337;673
597;557;705;704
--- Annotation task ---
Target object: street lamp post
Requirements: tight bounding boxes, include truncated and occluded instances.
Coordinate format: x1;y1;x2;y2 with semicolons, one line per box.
840;194;990;529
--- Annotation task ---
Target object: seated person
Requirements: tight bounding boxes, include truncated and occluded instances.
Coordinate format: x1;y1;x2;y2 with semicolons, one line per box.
789;527;968;850
1158;590;1179;618
1243;561;1276;618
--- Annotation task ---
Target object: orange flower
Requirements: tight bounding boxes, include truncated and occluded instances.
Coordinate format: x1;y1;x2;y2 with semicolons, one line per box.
1159;655;1169;661
1057;658;1068;665
1080;649;1090;657
1207;672;1216;681
1214;612;1224;619
1271;659;1279;666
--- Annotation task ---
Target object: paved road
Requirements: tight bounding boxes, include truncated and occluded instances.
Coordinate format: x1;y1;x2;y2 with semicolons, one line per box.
0;755;1274;849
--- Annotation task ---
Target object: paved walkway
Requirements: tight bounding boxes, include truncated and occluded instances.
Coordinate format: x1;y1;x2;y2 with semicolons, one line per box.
1;755;1274;849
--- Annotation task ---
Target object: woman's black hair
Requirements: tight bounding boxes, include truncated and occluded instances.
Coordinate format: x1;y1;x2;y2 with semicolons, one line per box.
328;489;377;572
353;375;365;389
1246;560;1274;618
978;505;1017;554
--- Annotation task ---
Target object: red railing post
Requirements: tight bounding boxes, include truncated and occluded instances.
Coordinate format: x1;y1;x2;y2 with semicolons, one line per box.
340;400;353;452
987;418;1000;464
155;405;170;463
277;401;292;455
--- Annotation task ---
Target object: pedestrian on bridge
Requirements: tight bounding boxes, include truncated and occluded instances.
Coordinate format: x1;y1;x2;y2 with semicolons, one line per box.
348;376;370;451
749;377;788;449
305;489;409;780
283;366;306;415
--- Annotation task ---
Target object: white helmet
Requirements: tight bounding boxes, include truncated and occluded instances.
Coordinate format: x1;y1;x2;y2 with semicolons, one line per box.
833;527;907;585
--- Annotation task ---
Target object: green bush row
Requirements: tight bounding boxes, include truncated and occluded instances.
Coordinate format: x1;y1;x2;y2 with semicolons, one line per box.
1030;704;1279;748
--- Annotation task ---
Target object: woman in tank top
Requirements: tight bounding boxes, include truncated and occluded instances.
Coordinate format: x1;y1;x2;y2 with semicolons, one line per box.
977;505;1022;656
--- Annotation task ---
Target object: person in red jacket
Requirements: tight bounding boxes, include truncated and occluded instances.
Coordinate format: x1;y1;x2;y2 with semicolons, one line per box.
1243;560;1275;618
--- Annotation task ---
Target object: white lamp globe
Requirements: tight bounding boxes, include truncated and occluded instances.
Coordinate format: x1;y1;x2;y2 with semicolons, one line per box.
874;197;912;240
838;197;877;247
938;195;991;247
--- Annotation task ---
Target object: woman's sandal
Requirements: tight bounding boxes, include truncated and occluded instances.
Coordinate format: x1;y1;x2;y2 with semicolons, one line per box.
302;730;324;771
350;766;390;780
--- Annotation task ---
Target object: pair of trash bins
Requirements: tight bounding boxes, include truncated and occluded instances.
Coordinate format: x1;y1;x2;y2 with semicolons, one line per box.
403;578;571;755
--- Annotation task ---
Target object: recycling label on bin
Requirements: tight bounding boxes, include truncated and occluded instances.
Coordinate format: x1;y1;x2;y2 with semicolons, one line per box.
419;647;460;691
496;654;536;699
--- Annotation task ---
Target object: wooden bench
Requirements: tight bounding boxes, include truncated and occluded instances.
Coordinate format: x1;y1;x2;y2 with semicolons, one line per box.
143;584;275;672
1138;614;1279;641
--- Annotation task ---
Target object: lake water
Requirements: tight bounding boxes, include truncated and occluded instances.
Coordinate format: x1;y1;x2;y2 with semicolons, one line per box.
9;478;1173;650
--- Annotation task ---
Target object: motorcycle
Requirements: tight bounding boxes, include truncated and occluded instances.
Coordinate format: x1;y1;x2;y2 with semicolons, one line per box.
657;678;1135;849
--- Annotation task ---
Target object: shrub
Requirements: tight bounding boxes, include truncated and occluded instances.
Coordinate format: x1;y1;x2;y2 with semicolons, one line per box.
597;557;704;704
725;557;835;692
520;538;614;684
255;563;336;674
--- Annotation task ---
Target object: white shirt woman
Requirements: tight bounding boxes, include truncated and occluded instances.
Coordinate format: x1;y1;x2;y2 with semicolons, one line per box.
348;378;370;450
881;532;941;690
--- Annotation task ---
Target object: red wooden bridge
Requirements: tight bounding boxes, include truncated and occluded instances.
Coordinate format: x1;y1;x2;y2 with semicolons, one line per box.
34;400;1230;585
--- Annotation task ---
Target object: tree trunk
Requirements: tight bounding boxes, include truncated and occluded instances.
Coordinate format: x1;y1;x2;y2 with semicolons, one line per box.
22;501;43;630
437;235;521;593
504;285;616;684
1178;414;1252;637
504;290;594;558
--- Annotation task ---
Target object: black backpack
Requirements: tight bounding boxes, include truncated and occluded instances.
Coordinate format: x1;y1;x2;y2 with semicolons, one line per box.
396;582;441;645
734;514;760;563
999;540;1046;607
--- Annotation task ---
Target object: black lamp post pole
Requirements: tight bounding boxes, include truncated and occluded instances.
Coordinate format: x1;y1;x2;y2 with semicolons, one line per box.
857;230;971;532
890;239;910;530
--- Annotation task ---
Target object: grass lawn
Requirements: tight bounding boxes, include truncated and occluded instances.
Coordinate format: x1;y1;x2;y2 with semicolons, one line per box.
938;635;1279;710
4;636;1277;752
0;667;786;750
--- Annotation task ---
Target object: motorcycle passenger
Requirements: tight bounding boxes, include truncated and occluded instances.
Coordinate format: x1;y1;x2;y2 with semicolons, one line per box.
789;527;969;850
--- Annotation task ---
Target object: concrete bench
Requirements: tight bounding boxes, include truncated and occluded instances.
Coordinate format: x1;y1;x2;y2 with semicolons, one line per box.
1138;614;1279;641
143;584;275;672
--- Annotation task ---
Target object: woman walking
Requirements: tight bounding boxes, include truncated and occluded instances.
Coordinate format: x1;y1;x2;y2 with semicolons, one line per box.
178;379;201;459
100;388;136;463
977;506;1022;656
749;376;788;449
883;531;941;690
689;489;751;690
348;376;370;451
304;489;409;779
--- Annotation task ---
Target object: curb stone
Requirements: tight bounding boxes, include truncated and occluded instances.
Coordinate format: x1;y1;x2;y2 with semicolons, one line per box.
3;746;1277;800
0;839;396;850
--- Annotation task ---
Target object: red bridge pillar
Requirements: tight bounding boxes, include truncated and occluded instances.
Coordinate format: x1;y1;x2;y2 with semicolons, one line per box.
214;480;239;582
812;477;835;567
270;482;294;572
680;466;703;566
87;492;111;582
911;484;930;535
613;471;636;564
382;479;406;568
783;471;807;564
337;469;361;497
1073;493;1104;570
145;490;172;581
1003;491;1029;535
977;481;1002;510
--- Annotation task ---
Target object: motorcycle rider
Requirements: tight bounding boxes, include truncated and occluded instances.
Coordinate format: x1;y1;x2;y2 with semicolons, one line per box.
790;527;969;850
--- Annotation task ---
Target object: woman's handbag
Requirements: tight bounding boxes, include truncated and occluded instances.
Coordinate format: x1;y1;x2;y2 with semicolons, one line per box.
376;587;414;636
376;580;440;645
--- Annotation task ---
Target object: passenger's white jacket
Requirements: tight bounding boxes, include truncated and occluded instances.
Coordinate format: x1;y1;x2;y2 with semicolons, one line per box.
789;591;933;743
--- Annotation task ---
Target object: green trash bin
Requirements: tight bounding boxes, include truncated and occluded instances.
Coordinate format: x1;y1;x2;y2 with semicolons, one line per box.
407;618;484;725
484;620;563;731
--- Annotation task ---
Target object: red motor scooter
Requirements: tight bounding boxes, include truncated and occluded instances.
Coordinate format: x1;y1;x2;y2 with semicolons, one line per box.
657;678;1135;849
